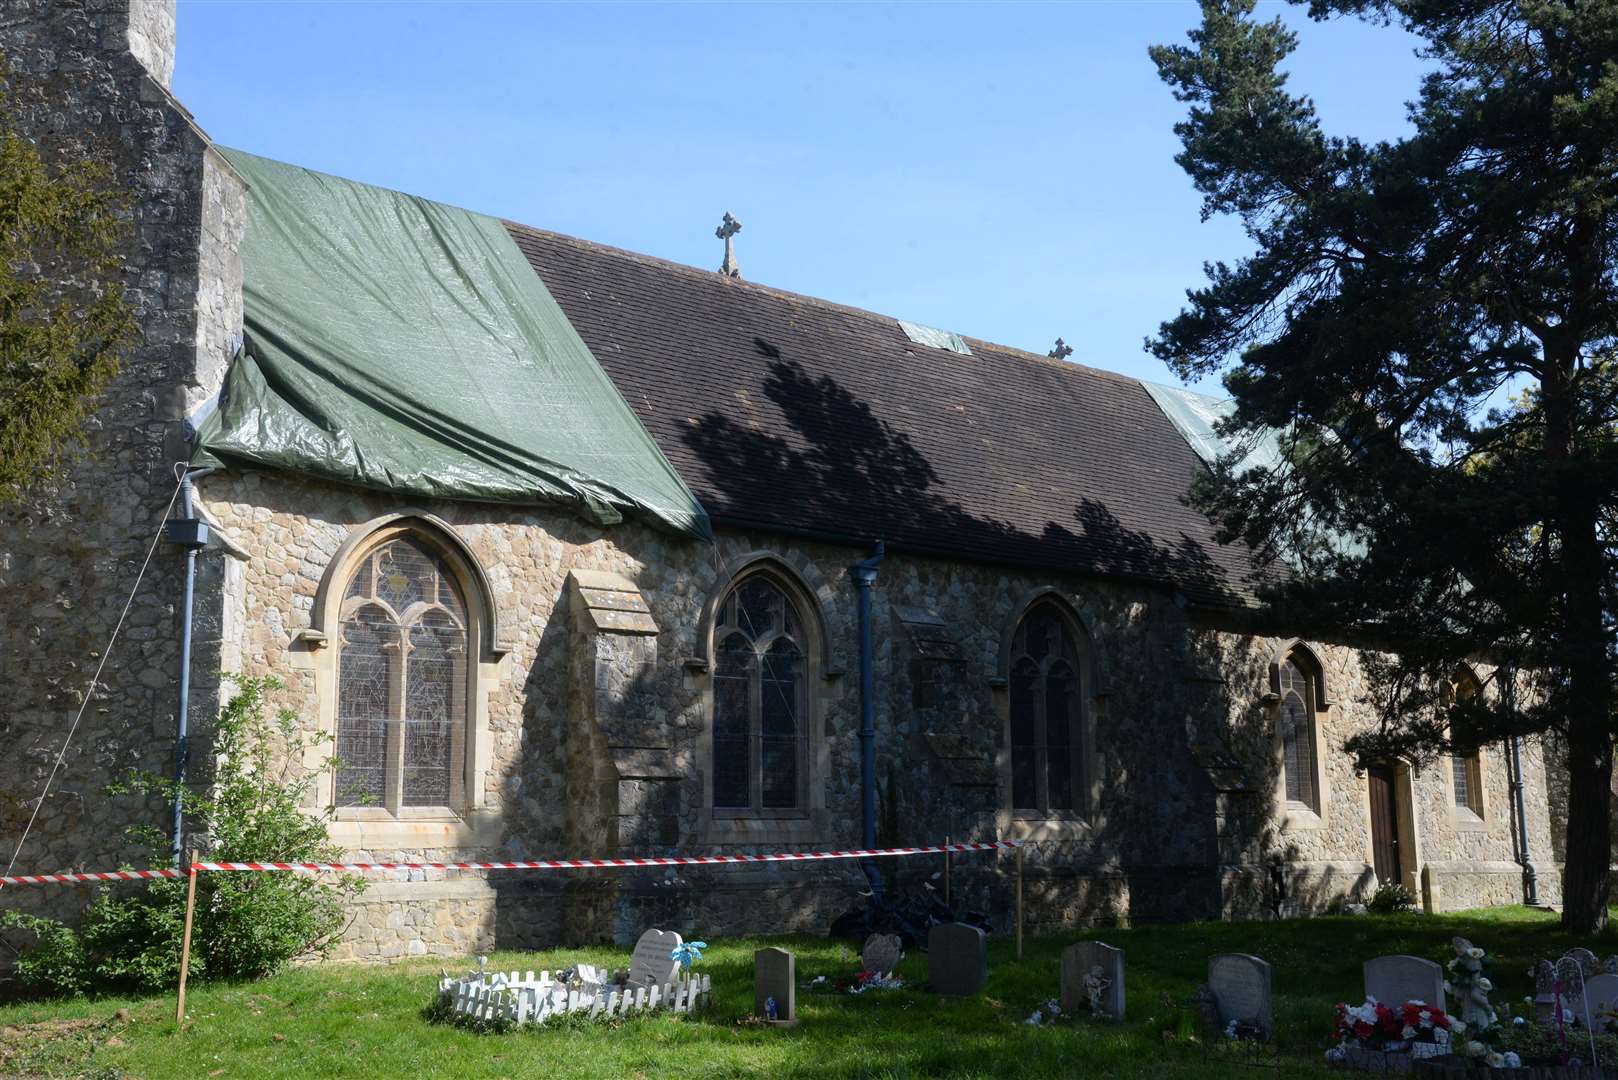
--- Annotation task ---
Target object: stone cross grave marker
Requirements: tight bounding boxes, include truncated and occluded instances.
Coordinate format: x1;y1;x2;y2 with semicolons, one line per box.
929;923;988;997
1364;955;1446;1012
862;933;903;979
1061;941;1125;1019
754;947;798;1026
1208;953;1272;1041
627;928;682;989
1569;973;1618;1032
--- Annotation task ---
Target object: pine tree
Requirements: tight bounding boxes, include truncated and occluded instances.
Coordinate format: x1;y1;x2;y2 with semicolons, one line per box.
1150;1;1618;931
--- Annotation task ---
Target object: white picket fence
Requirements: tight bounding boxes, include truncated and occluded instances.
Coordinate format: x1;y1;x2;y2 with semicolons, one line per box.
438;967;712;1027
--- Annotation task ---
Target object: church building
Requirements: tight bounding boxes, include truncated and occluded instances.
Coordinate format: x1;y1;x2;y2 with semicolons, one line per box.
0;2;1556;960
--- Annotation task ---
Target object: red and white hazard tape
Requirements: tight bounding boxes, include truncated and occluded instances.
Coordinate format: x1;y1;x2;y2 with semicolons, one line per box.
0;867;183;887
194;839;1022;875
0;839;1020;889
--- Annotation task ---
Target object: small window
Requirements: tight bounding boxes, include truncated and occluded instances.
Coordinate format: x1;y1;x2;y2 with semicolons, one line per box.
1008;600;1086;815
711;575;808;814
1449;670;1485;819
1278;656;1320;812
335;534;469;813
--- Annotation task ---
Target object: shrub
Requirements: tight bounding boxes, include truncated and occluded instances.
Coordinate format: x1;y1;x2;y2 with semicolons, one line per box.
0;676;363;995
1367;883;1415;914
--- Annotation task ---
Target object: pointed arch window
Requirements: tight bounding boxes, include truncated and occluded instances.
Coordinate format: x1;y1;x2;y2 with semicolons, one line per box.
1008;600;1087;815
712;575;808;815
1449;669;1485;820
335;534;469;813
1278;655;1321;812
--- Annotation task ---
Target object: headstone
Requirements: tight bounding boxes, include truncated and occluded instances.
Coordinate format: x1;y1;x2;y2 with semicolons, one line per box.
862;933;903;978
928;922;987;997
1568;948;1600;976
754;947;797;1026
1061;941;1125;1019
1208;953;1272;1041
627;928;682;989
1568;972;1618;1032
1364;955;1446;1011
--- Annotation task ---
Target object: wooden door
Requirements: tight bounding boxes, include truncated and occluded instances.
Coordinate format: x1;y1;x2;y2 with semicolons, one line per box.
1367;765;1401;885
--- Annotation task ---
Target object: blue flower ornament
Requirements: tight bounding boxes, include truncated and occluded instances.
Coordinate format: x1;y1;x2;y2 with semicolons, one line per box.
671;940;708;971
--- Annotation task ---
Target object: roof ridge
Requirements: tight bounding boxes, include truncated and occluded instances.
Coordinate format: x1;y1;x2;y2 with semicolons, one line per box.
503;219;1144;390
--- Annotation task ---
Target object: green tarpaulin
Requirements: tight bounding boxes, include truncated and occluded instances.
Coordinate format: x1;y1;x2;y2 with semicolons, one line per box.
195;149;710;539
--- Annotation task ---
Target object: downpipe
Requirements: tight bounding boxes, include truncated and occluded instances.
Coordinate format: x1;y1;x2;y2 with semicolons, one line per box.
166;465;215;867
848;542;885;899
1502;664;1539;906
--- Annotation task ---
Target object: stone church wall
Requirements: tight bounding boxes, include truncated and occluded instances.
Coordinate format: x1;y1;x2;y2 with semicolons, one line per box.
0;1;243;925
192;470;1556;958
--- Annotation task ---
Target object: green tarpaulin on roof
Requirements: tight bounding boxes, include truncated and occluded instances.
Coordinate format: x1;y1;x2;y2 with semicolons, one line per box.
194;149;710;539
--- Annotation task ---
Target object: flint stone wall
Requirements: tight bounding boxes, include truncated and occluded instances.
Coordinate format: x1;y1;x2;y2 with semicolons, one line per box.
183;468;1557;958
0;0;242;928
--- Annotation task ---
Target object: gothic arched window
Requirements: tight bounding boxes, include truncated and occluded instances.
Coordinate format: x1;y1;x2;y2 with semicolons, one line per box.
1450;669;1485;819
1008;600;1086;815
1278;654;1321;811
335;533;469;813
712;575;807;814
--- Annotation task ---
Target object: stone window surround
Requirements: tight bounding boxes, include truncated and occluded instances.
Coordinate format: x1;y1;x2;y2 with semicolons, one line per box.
992;587;1105;842
1445;665;1489;832
296;511;510;853
1265;639;1332;830
686;552;839;847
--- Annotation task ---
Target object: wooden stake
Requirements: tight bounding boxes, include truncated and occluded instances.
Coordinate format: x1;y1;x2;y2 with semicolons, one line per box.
175;850;199;1028
1014;843;1024;960
943;834;952;908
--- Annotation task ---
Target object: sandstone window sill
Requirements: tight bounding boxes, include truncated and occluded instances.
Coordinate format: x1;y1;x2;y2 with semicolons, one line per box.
1000;815;1094;843
328;812;503;854
695;812;825;848
1280;805;1326;831
1451;810;1488;832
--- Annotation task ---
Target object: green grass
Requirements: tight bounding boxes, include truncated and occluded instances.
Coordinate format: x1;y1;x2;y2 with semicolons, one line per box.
0;906;1609;1079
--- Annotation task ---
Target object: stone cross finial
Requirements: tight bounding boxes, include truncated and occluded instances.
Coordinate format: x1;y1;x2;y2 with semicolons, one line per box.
1049;338;1073;360
716;212;742;278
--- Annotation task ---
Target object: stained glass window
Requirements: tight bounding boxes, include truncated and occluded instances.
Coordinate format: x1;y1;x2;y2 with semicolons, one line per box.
711;575;807;813
1007;601;1085;815
1279;657;1318;810
335;534;468;811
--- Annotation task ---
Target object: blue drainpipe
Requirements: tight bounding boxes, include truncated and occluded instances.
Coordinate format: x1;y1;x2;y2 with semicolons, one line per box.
848;542;885;898
165;467;213;867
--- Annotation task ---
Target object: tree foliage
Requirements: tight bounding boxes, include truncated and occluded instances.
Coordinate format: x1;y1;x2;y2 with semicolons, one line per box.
1149;1;1618;930
0;56;135;500
0;678;363;995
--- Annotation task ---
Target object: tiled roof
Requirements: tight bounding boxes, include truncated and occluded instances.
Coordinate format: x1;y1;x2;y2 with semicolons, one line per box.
506;222;1258;606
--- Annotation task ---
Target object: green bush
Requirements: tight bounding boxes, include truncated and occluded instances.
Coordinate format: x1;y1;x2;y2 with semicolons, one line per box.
0;676;363;995
1367;882;1415;914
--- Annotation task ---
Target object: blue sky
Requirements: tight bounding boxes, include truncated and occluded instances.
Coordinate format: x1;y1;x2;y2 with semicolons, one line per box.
174;2;1428;393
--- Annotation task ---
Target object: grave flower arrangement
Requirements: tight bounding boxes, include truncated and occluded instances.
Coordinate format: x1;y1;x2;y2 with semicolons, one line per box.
832;969;905;994
1331;997;1456;1050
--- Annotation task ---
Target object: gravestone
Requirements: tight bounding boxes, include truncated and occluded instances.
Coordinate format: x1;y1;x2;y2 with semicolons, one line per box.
1208;953;1272;1041
1061;941;1125;1019
862;933;903;978
754;947;797;1026
627;928;682;989
928;923;987;997
1364;954;1446;1011
1568;972;1618;1032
